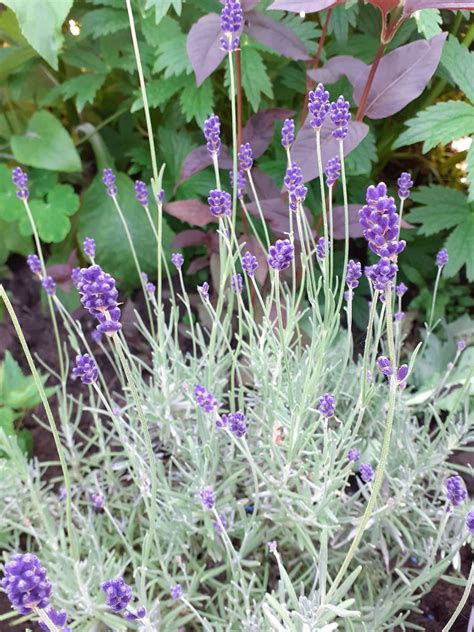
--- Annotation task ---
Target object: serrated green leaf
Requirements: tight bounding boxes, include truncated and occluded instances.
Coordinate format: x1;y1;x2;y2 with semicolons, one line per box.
61;47;109;73
240;46;273;112
393;101;474;153
145;0;182;24
0;45;36;81
466;140;474;202
0;408;16;435
441;35;474;103
142;14;181;46
414;9;442;39
328;4;358;44
57;73;107;112
153;32;191;78
405;186;469;235
131;74;187;112
180;77;214;126
11;111;82;172
279;14;321;55
81;8;129;39
345;129;377;176
0;351;25;398
19;184;80;243
443;214;474;281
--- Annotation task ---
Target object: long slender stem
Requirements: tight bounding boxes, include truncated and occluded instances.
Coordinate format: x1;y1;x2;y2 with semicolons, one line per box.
355;42;386;121
441;561;474;632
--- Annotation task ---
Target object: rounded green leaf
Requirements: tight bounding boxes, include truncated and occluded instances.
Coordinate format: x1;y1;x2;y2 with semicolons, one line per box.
18;184;80;243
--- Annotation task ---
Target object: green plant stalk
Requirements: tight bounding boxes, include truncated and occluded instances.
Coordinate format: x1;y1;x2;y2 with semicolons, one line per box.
441;561;474;632
143;203;176;306
315;130;330;313
178;269;197;358
247;170;270;248
429;266;442;329
335;140;350;318
228;50;238;228
35;609;60;632
0;285;77;558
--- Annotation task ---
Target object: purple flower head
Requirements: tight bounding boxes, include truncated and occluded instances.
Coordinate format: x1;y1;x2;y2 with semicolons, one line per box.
436;248;449;267
194;384;218;413
170;584;183;600
42;276;56;296
125;606;146;621
377;356;393;377
359;463;374;483
27;254;42;276
281;118;295;149
397;172;413;200
230;168;245;200
289;184;308;213
75;264;122;335
397;364;408;383
467;510;474;535
198;486;216;510
1;554;52;614
324;156;341;187
229;410;247;438
216;413;228;429
171;252;184;269
267;540;277;553
204;114;221;155
330;96;351;140
12;167;29;200
457;340;466;351
365;257;398;292
157;189;165;204
231;273;243;294
91;329;102;345
346;259;362;289
316;237;328;260
268;239;294;272
318;393;336;418
102;577;132;613
102;168;117;197
83;237;96;259
213;514;227;533
71;267;81;286
91;492;105;510
446;475;467;507
396;282;408;297
208;189;232;218
359;183;405;259
198;281;210;301
134;180;148;206
220;0;243;51
308;83;330;130
72;353;98;385
242;251;258;277
38;607;71;632
347;448;360;462
395;311;405;322
238;142;253;171
284;164;304;193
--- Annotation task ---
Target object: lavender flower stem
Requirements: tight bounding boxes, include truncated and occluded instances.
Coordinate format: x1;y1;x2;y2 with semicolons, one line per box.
247;171;271;248
316;131;330;305
142;203;176;307
336;139;350;314
34;608;61;632
429;265;442;329
227;50;238;227
240;200;267;254
428;502;450;566
177;269;197;358
441;561;474;632
212;153;221;190
273;274;295;410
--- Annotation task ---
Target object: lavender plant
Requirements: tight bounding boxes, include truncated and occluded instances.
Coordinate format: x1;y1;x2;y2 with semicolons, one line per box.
0;2;473;631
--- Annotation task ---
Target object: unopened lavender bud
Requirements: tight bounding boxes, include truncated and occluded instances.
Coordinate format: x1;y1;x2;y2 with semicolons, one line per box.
377;356;393;377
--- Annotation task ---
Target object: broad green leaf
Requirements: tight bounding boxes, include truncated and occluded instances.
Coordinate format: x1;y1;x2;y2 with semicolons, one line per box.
0;408;15;435
180;77;214;126
145;0;182;24
2;0;73;69
77;174;175;288
345;129;377;176
0;219;32;265
467;140;474;202
19;184;80;243
405;186;469;235
80;8;129;39
0;164;24;223
153;32;192;78
393;101;474;152
441;35;474;103
0;45;36;81
11;111;81;172
240;46;273;112
444;214;474;281
158;126;196;184
414;9;442;39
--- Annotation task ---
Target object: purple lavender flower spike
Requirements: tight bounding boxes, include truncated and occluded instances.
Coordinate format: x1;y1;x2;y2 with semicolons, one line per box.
324;156;341;187
102;168;117;197
316;237;328;260
72;353;98;385
216;413;228;429
229;411;247;437
281;118;295;149
359;463;374;483
238;142;253;171
289;184;308;213
194;384;218;413
198;486;216;510
436;248;448;267
231;273;243;294
365;258;398;292
230;168;246;200
284;164;304;192
395;311;405;322
27;254;42;276
102;577;132;614
330;96;351;140
457;340;466;351
397;364;408;383
397;172;413;200
83;237;96;259
220;0;243;51
466;510;474;534
71;267;81;286
170;584;183;600
318;393;336;418
171;253;184;269
1;554;52;614
268;239;294;272
198;281;210;301
38;607;71;632
446;475;467;507
75;264;122;335
396;282;407;297
134;180;148;206
158;189;165;204
347;448;360;462
308;83;330;130
208;189;232;217
267;540;277;553
12;167;29;200
242;251;258;277
91;492;105;510
359;183;405;259
213;514;227;533
377;356;393;377
42;276;56;296
346;260;362;289
91;330;102;345
204;114;221;156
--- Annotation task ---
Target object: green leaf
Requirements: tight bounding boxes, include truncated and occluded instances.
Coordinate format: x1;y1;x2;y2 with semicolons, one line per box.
405;186;469;235
1;0;73;69
153;32;192;78
55;73;107;112
145;0;182;24
17;429;33;456
77;174;175;288
328;4;358;44
158;126;196;184
18;184;80;243
0;164;24;223
444;213;474;281
0;45;36;81
11;110;81;172
441;35;474;103
345;129;377;176
240;46;273;112
0;219;32;265
80;8;129;39
467;140;474;202
414;9;442;40
131;74;187;112
180;77;214;126
0;408;16;436
393;101;474;153
0;351;26;399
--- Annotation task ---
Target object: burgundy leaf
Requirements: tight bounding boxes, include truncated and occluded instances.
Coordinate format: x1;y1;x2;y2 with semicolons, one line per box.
367;0;400;13
187;14;228;87
308;55;368;88
331;205;364;239
238;234;269;284
404;0;474;14
352;33;447;119
245;11;309;60
246;196;312;240
249;167;281;200
164;200;214;227
187;255;210;275
291;117;369;183
172;229;209;248
243;108;295;158
268;0;341;11
176;145;232;189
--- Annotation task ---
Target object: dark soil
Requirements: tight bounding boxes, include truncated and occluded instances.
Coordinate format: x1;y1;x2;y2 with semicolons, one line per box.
0;260;472;631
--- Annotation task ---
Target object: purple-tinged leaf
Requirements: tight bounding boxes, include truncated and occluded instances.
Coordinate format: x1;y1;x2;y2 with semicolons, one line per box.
246;196;312;239
238;234;269;284
291;118;369;183
331;205;364;239
249;167;281;200
172;229;209;248
367;0;400;13
245;11;309;60
308;56;368;88
268;0;341;11
218;0;260;8
176;145;232;189
404;0;474;14
187;14;230;87
164;200;215;227
243;109;295;159
352;33;447;120
46;249;77;292
187;255;211;275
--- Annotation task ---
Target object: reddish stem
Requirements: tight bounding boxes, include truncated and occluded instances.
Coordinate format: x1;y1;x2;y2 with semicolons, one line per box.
301;9;332;126
355;41;386;121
